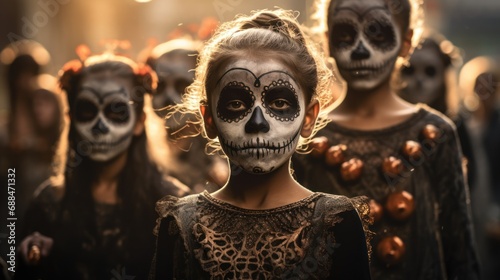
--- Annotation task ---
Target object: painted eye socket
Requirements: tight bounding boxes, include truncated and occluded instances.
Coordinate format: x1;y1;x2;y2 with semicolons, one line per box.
226;100;247;112
156;79;167;94
425;66;437;78
401;65;415;76
174;78;191;95
104;101;130;124
364;20;396;50
330;22;357;49
263;82;300;121
217;82;254;123
269;99;291;110
75;99;98;122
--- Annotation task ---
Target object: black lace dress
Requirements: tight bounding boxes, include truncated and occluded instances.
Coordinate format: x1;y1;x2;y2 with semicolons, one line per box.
150;191;372;280
293;105;480;280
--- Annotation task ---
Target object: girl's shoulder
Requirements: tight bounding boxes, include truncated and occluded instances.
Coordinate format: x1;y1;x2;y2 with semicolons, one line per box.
411;104;459;137
315;193;373;253
322;104;458;138
155;193;200;219
314;193;370;223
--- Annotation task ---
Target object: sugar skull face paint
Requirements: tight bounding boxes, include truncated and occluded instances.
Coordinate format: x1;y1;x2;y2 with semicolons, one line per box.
328;0;402;91
74;74;136;162
399;44;445;105
211;58;306;174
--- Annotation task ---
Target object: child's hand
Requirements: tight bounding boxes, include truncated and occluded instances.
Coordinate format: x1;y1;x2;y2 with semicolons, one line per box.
18;231;54;265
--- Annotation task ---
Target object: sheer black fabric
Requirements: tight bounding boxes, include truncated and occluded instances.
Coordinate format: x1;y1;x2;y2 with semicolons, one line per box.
293;105;480;280
150;192;371;280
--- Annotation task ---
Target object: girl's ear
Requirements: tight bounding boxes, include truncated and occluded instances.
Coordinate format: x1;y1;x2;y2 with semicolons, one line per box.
200;104;217;139
133;112;146;136
399;29;414;58
301;99;320;138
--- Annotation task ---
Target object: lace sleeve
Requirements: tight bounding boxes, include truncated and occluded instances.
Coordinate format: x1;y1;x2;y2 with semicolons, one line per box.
149;216;184;280
153;195;179;236
350;196;374;262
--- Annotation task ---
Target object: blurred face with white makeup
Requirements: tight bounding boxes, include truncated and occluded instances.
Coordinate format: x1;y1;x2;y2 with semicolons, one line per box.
73;71;138;162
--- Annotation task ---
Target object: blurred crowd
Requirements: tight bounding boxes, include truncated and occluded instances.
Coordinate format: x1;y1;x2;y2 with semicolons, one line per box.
0;3;499;280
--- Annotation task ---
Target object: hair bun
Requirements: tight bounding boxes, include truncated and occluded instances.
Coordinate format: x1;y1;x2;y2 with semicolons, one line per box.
241;10;304;44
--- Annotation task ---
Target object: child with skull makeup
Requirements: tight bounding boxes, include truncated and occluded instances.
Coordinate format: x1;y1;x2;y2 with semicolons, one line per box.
150;9;372;280
15;52;189;280
293;0;480;279
145;38;229;193
398;31;477;189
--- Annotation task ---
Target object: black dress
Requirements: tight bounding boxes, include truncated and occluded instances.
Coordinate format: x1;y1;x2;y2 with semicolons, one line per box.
15;175;188;280
293;104;480;280
150;191;372;280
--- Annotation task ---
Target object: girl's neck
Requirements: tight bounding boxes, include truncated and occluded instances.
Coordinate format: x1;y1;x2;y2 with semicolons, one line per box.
91;152;128;204
212;160;312;210
332;80;417;130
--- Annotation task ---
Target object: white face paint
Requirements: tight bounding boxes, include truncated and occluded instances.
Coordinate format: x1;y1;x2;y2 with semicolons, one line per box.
211;58;306;174
328;0;402;91
400;44;445;104
74;74;137;162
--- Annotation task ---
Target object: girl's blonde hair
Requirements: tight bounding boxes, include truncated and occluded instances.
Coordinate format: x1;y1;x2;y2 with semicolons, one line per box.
172;9;336;155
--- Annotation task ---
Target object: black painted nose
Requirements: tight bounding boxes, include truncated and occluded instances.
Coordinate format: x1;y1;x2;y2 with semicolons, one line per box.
351;42;370;60
245;107;270;133
91;118;110;136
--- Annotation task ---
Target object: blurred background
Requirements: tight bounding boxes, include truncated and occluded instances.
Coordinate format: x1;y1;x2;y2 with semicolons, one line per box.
1;0;500;112
1;0;500;278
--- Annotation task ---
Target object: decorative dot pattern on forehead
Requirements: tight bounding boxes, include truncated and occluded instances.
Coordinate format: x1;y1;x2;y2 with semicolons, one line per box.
215;67;298;89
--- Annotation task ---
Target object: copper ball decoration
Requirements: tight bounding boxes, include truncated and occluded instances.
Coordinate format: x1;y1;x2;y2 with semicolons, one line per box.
369;199;383;224
310;136;329;157
385;190;415;221
376;236;406;266
340;158;364;181
421;124;440;141
402;140;422;159
325;144;347;166
382;156;403;176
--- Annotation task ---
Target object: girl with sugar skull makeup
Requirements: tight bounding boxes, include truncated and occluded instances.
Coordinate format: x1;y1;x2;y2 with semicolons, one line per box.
293;0;480;279
15;51;189;280
150;9;372;280
398;31;477;190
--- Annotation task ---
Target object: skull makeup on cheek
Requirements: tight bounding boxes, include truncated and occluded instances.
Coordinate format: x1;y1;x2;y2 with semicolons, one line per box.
328;0;402;91
211;59;306;174
74;77;136;162
399;43;445;105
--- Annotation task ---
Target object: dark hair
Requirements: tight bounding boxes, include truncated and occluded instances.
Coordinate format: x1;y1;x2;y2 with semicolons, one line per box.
55;54;163;264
